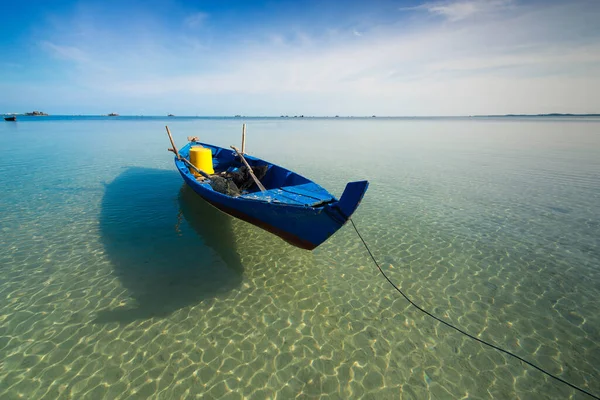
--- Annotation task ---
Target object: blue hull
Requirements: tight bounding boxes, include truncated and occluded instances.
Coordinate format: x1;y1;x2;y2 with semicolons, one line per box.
175;142;368;250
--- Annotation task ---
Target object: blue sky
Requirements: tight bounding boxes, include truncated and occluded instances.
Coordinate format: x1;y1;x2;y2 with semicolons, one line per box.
1;0;599;115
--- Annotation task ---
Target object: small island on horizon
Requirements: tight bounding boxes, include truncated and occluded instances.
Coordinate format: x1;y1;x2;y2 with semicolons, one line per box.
1;110;49;116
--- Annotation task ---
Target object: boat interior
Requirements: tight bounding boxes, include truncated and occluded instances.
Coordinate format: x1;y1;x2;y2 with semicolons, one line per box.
184;143;336;206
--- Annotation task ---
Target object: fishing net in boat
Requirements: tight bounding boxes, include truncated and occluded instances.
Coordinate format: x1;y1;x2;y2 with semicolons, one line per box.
209;176;241;197
229;165;268;191
208;165;269;196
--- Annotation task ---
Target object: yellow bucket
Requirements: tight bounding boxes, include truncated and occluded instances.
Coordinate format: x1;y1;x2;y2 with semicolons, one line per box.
189;146;214;176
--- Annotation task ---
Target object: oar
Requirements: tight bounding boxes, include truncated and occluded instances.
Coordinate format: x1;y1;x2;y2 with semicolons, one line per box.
165;125;212;180
230;146;267;192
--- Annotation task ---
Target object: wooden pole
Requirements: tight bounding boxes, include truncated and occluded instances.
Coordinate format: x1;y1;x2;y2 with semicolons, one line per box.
231;146;266;192
181;157;211;180
165;125;180;160
241;123;246;154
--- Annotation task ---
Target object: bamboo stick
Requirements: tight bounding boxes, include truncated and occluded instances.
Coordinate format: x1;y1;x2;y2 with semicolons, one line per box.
165;126;181;159
181;157;211;180
230;146;267;192
241;123;246;154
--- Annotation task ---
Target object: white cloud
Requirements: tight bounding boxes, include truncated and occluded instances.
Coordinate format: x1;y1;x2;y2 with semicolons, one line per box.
405;0;515;21
40;41;90;63
184;12;208;28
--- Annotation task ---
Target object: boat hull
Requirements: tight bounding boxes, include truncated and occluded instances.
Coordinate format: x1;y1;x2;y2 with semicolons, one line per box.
175;143;368;250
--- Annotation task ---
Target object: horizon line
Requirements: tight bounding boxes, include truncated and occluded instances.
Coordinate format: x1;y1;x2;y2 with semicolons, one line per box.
4;113;600;118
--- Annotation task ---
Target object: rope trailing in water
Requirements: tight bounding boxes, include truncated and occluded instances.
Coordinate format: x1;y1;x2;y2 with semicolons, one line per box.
349;218;599;400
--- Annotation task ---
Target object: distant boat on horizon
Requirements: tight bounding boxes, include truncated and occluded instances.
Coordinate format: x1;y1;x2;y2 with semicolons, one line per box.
108;113;119;117
168;114;175;117
4;115;16;121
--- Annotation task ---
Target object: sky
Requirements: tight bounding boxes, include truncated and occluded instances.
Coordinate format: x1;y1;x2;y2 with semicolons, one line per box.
1;0;600;116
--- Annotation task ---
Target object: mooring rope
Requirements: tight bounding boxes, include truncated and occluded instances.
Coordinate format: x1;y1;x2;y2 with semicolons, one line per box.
349;218;598;399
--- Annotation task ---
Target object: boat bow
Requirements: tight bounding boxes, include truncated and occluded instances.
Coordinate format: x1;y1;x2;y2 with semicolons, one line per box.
336;180;369;219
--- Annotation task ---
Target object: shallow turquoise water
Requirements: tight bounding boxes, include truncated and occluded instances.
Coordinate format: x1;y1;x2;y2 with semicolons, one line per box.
0;117;599;399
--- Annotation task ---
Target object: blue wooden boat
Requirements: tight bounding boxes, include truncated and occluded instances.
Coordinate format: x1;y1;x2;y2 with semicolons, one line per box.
173;140;369;250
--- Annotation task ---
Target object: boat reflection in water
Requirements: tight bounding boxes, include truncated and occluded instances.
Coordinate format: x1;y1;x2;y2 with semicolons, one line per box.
95;167;243;324
177;184;245;273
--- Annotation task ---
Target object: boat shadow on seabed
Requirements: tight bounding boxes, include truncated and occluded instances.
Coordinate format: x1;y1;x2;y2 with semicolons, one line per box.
95;167;245;324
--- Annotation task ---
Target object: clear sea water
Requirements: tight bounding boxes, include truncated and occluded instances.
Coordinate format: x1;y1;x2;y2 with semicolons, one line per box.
0;116;599;399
